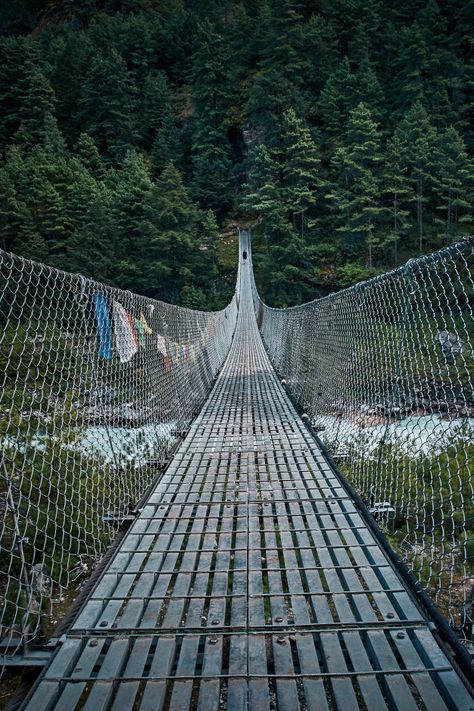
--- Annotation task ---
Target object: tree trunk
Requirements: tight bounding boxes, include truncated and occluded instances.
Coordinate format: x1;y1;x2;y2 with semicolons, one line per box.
393;193;398;267
418;177;423;253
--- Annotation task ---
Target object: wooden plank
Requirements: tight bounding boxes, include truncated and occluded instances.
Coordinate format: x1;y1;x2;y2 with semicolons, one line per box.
272;634;299;708
51;638;107;710
248;635;270;711
140;637;176;709
320;632;360;711
295;634;330;711
23;681;61;711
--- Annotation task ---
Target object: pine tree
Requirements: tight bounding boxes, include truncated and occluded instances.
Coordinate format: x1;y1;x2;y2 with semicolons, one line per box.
142;163;205;301
200;208;219;264
351;56;385;122
433;126;473;242
394;101;437;252
151;105;182;173
140;71;170;149
302;14;339;95
63;158;114;280
13;61;58;147
111;150;153;290
417;1;456;127
0;37;26;147
278;108;325;235
190;21;233;213
191;127;233;214
45;28;92;144
0;164;45;259
393;25;427;113
78;50;137;163
242;144;281;230
180;284;207;309
383;133;411;265
74;133;107;181
329;103;385;266
259;0;307;83
247;67;304;147
319;58;354;137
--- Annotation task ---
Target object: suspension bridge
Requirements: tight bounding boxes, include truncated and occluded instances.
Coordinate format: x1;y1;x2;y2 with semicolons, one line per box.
0;232;473;709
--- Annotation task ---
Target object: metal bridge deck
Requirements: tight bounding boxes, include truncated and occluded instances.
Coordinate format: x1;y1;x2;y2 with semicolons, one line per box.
24;246;474;710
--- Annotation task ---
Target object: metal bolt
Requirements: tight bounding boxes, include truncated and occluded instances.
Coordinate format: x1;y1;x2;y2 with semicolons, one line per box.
386;612;395;619
396;632;405;639
89;639;98;647
275;616;283;623
277;636;286;645
209;636;219;645
99;620;108;627
211;619;220;625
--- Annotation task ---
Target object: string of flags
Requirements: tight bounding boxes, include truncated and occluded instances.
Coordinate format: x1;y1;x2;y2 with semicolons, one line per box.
93;292;207;367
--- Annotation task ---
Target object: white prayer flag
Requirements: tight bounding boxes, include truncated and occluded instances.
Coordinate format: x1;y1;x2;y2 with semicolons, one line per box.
113;301;139;363
156;333;167;356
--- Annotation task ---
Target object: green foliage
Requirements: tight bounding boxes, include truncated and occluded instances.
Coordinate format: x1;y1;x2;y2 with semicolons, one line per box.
0;0;472;307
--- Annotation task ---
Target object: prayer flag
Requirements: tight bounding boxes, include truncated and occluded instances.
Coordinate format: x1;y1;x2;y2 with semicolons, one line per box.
156;334;167;356
140;312;153;335
112;301;139;363
93;293;113;360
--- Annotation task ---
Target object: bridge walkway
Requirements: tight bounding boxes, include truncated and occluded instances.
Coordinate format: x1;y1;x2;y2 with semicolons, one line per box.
24;239;474;710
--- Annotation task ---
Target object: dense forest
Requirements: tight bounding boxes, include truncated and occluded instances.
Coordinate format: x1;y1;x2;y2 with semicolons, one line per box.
0;0;472;307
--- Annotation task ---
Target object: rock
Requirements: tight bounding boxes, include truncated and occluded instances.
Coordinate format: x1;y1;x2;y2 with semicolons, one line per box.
435;330;463;364
30;563;51;595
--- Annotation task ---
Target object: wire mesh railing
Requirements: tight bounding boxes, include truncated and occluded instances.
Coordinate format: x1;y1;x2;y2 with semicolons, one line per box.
251;236;474;640
0;250;237;655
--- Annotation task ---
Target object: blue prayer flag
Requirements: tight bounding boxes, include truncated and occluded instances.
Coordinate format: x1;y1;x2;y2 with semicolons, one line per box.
93;292;113;360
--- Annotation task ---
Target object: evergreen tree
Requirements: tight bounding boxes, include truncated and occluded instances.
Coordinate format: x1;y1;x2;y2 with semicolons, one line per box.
63;158;114;280
247;67;304;147
200;208;219;266
433;126;473;241
142;163;208;302
74;132;107;182
351;57;385;122
330;103;385;266
0;164;44;259
190;21;233;213
78;50;136;163
319;58;354;137
302;14;339;96
111;150;153;291
0;38;23;147
0;0;472;306
278;108;325;236
13;61;58;147
151;105;182;173
44;29;93;144
383;133;411;265
140;71;170;149
191;127;233;215
259;0;307;83
242;144;281;230
394;101;437;252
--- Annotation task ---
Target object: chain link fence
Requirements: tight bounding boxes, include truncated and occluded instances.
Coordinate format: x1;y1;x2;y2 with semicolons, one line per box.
252;237;474;640
0;250;237;655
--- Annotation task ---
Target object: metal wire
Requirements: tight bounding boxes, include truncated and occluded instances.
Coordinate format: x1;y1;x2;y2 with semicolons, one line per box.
0;250;237;654
251;236;474;637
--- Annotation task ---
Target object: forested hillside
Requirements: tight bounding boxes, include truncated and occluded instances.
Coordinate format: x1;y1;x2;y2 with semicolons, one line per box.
0;0;472;307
